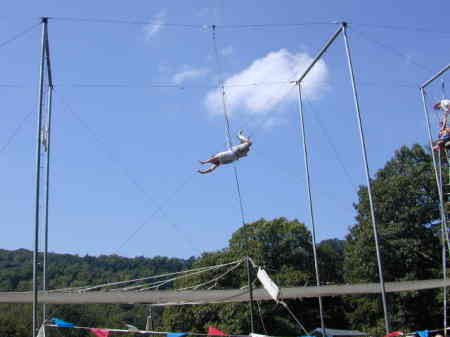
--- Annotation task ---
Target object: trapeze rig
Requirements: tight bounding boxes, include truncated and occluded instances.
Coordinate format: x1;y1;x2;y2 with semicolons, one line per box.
420;62;450;337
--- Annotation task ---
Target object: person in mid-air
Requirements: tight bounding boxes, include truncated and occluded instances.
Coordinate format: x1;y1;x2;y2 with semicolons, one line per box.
433;99;450;151
198;130;252;174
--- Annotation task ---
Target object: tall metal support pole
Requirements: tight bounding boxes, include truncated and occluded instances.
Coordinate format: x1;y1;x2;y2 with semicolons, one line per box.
246;257;255;333
341;22;390;334
437;150;448;335
296;83;326;335
145;305;154;330
420;88;450;254
421;88;449;333
33;17;48;336
42;85;53;322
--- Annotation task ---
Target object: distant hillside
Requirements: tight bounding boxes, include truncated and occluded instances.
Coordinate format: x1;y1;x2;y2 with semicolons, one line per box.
0;248;194;291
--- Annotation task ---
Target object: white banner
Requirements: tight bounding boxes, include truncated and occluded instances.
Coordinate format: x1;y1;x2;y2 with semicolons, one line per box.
257;267;280;301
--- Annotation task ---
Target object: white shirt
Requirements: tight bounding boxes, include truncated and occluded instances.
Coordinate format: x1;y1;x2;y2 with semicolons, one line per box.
441;99;450;112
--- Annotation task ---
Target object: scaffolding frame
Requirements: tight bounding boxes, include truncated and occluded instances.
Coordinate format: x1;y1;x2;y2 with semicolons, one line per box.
32;17;54;336
420;63;450;336
294;22;390;334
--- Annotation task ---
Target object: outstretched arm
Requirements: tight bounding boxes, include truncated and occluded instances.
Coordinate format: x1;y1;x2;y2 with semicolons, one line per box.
237;130;252;145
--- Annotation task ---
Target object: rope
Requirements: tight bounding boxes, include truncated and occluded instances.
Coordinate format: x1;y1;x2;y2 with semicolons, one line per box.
56;92;199;254
279;300;309;336
43;16;337;30
351;27;433;74
47;324;251;337
211;25;233;149
305;100;358;191
174;259;245;291
0;21;40;50
256;300;268;334
50;259;243;293
0;110;34;156
136;263;240;292
211;25;246;226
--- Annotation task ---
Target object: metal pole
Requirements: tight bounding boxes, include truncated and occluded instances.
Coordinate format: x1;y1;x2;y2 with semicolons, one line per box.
438;151;448;335
296;83;326;335
341;22;390;334
295;25;343;84
33;17;47;336
422;88;449;334
420;88;450;255
246;257;255;332
145;305;154;331
42;85;53;322
421;64;450;89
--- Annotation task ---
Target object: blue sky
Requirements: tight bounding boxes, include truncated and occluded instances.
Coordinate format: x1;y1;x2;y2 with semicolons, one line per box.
0;0;449;259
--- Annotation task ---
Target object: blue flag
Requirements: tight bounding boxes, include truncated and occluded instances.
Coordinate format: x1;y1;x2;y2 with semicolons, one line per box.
167;333;188;337
417;331;429;337
51;318;75;327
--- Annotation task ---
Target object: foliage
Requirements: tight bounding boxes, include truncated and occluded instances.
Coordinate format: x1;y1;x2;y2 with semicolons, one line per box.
343;144;443;334
162;218;347;335
0;250;192;336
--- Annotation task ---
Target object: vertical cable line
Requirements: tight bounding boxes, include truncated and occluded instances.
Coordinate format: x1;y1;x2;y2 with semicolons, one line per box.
211;23;251;330
32;16;48;337
296;83;325;335
342;22;390;333
211;25;246;226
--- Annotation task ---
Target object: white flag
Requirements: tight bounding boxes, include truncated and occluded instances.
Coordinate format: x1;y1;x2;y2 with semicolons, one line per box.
251;333;271;337
36;325;45;337
257;267;280;301
125;324;139;331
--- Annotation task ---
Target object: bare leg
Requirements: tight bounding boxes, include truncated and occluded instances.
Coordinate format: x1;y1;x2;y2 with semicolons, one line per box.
200;155;220;164
198;163;219;174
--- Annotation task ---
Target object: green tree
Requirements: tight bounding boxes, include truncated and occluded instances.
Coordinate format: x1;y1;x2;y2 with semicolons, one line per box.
344;144;443;333
163;217;347;335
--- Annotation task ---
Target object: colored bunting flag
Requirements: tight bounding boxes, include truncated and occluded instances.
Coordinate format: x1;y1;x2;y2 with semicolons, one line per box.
125;324;139;331
208;327;227;336
90;328;110;337
417;331;429;337
51;318;75;328
168;333;188;337
383;332;403;337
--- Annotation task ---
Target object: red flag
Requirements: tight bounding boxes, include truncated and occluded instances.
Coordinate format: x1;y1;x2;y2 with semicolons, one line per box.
90;328;110;337
208;327;227;336
383;332;403;337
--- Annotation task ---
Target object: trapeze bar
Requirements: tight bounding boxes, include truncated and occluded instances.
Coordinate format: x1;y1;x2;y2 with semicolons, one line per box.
421;64;450;89
295;23;343;84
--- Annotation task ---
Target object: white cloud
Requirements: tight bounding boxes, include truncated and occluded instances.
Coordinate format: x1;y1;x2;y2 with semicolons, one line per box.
144;10;167;39
262;117;287;130
204;49;328;118
172;67;210;85
221;46;233;56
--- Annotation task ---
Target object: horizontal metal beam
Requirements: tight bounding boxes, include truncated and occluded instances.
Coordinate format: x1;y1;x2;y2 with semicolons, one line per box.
421;63;450;89
1;278;449;305
295;23;343;84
